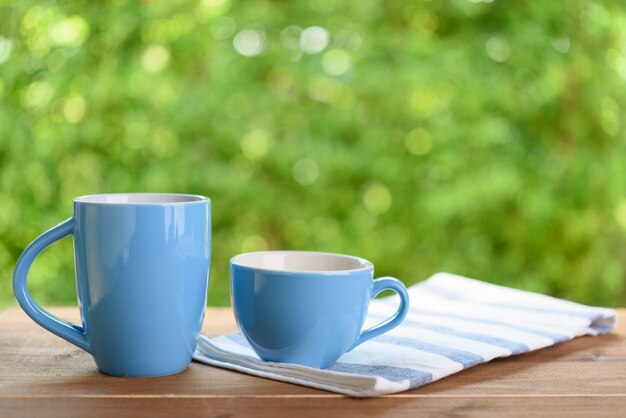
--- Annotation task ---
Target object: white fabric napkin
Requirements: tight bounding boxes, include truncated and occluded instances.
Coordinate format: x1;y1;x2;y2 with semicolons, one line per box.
193;273;617;397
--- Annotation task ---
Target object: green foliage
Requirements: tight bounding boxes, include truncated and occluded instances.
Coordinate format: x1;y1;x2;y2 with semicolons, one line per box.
1;0;625;308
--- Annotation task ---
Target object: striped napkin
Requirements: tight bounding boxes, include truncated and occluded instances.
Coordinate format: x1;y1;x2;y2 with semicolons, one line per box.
193;273;617;397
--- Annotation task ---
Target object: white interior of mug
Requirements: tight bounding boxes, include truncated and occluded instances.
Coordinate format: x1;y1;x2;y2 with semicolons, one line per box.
231;251;373;273
74;193;207;204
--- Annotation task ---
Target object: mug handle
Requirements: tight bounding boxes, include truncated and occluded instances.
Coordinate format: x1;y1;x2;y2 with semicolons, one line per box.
349;276;409;351
13;218;93;354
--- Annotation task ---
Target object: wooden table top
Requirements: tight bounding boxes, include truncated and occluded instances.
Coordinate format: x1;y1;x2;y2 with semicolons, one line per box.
0;307;624;417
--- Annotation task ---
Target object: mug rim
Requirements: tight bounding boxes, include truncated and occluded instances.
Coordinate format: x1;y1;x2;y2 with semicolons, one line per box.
230;250;374;274
74;193;210;205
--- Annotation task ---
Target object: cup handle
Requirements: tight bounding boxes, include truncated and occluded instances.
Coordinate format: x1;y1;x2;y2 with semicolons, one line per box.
13;218;93;354
349;276;409;351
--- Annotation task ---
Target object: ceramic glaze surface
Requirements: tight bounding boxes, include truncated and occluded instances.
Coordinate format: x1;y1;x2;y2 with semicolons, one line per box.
231;251;409;369
13;194;211;377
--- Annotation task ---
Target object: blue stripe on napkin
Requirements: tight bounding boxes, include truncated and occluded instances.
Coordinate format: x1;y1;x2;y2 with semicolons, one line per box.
375;335;485;368
328;363;432;388
369;313;530;354
410;309;571;343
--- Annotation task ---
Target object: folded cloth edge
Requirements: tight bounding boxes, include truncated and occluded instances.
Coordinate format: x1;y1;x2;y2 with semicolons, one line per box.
193;336;384;397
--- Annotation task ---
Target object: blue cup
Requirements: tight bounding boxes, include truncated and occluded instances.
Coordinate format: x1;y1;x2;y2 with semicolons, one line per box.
231;251;410;368
13;193;211;377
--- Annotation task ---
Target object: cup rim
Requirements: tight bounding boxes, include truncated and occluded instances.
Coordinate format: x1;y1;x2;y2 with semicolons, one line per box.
230;250;374;274
73;193;210;205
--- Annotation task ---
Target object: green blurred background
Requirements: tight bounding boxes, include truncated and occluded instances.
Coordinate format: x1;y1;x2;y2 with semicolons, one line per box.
1;0;625;309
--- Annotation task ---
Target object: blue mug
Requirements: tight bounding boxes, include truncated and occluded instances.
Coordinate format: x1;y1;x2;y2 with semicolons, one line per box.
230;251;410;368
13;193;211;377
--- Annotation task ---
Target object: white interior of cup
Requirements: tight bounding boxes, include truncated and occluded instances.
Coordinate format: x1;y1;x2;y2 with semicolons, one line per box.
74;193;207;204
231;251;373;273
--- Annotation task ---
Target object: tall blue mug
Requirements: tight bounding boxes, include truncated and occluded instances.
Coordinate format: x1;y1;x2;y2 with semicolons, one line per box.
13;193;211;377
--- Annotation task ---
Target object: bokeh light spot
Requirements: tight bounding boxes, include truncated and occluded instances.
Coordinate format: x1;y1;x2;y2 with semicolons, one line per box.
200;0;231;17
601;97;620;136
63;94;86;123
46;49;66;72
49;15;90;47
240;235;268;253
551;36;570;53
300;26;329;54
410;9;439;33
142;14;196;43
233;29;264;57
21;6;46;32
405;128;432;155
0;37;13;64
307;76;354;109
241;128;271;159
486;36;510;62
407;82;455;118
362;183;392;215
142;44;170;72
606;49;626;80
281;26;302;49
150;128;178;157
322;49;351;76
22;80;54;110
292;158;320;185
616;198;626;231
308;76;338;102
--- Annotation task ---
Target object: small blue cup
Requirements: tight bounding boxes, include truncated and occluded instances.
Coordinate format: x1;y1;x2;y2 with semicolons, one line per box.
231;251;409;368
13;193;211;377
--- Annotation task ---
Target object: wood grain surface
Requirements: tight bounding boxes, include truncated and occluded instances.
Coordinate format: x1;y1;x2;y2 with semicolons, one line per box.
1;307;625;417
